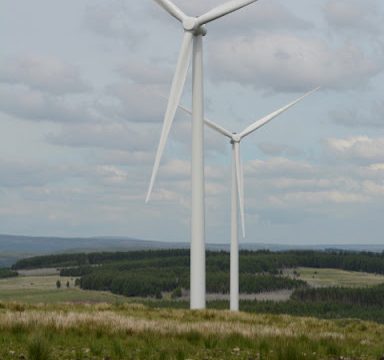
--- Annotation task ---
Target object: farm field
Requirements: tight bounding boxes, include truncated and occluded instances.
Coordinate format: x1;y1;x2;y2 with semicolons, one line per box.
2;263;384;322
0;274;127;304
285;267;384;288
3;266;382;305
1;301;384;360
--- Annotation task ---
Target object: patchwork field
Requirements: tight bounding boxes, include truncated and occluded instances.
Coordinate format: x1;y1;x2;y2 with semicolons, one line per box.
0;274;127;304
3;266;382;304
285;267;384;288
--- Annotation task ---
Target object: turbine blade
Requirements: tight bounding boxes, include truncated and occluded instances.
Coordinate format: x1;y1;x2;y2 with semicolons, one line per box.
177;103;193;116
146;31;193;202
234;143;245;238
177;103;233;139
205;119;233;139
197;0;258;26
153;0;186;22
239;87;320;139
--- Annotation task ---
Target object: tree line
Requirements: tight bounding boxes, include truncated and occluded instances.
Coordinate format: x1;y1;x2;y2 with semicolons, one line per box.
12;249;384;299
292;284;384;307
13;249;384;275
79;267;306;298
12;250;190;270
0;268;18;279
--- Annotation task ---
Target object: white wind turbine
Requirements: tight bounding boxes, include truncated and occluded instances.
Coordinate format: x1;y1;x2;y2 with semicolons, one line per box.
178;88;319;311
146;0;259;310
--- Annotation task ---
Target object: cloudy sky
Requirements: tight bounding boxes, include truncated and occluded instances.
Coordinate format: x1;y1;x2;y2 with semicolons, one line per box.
1;0;383;245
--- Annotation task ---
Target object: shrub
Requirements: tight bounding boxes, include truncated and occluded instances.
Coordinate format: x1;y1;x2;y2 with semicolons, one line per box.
28;335;51;360
90;340;103;356
171;287;182;299
112;339;124;359
0;268;18;279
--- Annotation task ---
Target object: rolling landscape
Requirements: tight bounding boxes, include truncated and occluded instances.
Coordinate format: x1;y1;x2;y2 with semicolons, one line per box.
2;247;384;359
2;233;384;268
2;0;384;358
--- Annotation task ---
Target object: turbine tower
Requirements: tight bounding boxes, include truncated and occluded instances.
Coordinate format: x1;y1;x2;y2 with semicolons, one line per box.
146;0;259;310
178;88;319;311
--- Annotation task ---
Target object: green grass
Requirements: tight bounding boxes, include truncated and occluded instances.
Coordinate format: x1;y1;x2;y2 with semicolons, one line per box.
0;275;128;304
0;288;129;304
285;267;384;287
0;302;384;359
0;275;72;290
28;334;51;360
2;270;384;358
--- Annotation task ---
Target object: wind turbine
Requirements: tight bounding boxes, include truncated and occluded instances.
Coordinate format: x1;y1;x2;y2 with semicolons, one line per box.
178;87;319;311
146;0;259;310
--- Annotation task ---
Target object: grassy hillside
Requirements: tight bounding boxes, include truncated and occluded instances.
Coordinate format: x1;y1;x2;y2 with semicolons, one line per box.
1;302;384;359
0;274;127;304
2;251;384;359
286;267;384;287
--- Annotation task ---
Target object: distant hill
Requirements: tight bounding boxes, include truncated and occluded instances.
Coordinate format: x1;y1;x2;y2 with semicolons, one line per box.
0;234;189;267
0;233;383;267
0;234;187;254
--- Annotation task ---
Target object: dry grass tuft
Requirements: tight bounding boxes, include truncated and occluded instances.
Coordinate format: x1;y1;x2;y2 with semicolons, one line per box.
1;302;381;343
1;302;384;359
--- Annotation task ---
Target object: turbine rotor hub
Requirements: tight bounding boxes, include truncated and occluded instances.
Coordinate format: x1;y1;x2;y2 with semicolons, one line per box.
183;17;207;36
232;134;241;143
183;17;198;31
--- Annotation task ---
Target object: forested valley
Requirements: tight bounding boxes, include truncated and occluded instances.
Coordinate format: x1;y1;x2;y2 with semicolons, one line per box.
6;250;384;319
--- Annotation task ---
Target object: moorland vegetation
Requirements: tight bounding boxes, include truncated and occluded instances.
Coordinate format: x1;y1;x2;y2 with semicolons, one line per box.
6;249;384;323
1;301;384;359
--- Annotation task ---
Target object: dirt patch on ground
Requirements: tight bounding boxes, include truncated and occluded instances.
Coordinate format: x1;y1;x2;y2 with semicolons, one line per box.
179;290;293;302
17;268;60;276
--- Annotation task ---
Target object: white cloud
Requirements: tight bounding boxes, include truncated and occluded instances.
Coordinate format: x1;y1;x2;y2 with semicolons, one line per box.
150;0;312;34
0;55;89;95
246;157;314;178
369;163;384;172
84;0;143;46
97;150;154;166
47;122;158;152
326;136;384;163
362;180;384;196
0;84;96;123
93;165;128;186
324;0;382;34
116;60;173;85
209;33;382;91
0;159;67;187
330;101;384;128
268;191;368;207
257;143;303;157
1;0;384;242
105;82;166;123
